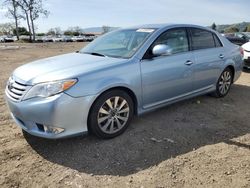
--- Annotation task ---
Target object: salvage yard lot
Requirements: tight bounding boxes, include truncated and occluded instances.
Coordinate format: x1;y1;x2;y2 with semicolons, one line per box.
0;43;250;188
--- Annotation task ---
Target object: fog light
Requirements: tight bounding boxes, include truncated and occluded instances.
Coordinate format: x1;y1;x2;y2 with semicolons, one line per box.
44;125;64;134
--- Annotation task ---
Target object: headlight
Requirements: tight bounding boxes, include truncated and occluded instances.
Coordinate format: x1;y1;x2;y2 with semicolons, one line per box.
23;79;77;100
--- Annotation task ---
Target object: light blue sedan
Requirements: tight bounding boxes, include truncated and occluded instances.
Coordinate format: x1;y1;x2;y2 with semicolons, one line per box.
5;24;243;139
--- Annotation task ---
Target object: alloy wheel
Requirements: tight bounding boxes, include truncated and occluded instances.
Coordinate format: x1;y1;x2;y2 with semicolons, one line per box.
218;70;232;95
97;96;130;134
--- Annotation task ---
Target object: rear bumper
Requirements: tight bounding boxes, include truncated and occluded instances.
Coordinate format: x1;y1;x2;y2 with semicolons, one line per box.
5;92;97;139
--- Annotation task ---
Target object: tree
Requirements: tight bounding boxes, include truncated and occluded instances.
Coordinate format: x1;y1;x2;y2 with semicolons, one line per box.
47;28;56;36
37;32;45;36
18;0;49;42
3;0;23;40
47;27;62;36
64;30;73;36
13;27;30;35
211;23;217;31
244;25;250;32
17;0;32;41
54;27;62;35
64;26;82;36
224;26;239;33
0;22;15;35
102;25;111;34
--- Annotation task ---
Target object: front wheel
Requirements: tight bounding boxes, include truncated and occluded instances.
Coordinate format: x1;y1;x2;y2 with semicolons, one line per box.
212;67;233;98
88;90;134;139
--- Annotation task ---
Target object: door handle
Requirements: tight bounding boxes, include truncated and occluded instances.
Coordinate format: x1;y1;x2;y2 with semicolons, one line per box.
219;54;224;59
185;60;193;66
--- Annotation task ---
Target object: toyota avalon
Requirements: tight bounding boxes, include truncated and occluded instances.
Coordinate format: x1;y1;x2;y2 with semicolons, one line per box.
5;24;243;139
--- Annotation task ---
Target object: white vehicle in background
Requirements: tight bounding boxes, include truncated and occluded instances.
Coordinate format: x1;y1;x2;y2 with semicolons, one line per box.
63;36;73;42
0;36;4;42
242;42;250;68
72;36;84;42
35;36;55;43
12;36;18;41
84;35;95;42
52;36;63;42
1;35;15;42
71;36;78;42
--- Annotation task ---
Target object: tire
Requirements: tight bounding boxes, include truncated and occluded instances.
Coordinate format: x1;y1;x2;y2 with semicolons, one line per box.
88;90;134;139
212;67;233;98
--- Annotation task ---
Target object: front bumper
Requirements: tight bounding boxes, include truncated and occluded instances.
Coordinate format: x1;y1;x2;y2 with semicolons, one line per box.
5;92;97;139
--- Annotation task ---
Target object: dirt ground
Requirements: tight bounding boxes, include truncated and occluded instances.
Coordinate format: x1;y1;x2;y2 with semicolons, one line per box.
0;43;250;188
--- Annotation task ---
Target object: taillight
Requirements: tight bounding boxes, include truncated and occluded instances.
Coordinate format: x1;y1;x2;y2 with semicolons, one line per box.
240;47;244;56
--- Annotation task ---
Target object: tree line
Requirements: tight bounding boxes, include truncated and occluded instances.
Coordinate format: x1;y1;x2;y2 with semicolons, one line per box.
211;22;250;33
3;0;49;42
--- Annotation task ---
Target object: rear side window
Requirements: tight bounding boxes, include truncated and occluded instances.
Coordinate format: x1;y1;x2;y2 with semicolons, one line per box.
190;28;221;50
213;34;223;47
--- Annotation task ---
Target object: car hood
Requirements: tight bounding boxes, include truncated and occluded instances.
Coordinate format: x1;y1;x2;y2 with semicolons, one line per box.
13;53;127;84
242;42;250;51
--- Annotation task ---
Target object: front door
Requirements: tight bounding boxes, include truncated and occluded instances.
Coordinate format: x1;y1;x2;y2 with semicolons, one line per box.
140;28;194;108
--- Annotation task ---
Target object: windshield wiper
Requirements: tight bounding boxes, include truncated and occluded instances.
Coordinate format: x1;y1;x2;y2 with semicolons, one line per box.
83;52;106;57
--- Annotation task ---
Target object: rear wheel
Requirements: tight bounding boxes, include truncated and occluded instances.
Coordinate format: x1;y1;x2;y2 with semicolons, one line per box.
213;67;233;97
89;90;134;138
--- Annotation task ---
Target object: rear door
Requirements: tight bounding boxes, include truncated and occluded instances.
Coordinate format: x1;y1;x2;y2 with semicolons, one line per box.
189;28;225;91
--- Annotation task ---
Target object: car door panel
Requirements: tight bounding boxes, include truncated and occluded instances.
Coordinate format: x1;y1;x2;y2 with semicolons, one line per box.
189;28;225;90
192;48;225;90
141;52;194;108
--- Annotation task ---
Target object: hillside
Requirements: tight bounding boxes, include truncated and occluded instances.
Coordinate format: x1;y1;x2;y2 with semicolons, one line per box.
216;22;250;32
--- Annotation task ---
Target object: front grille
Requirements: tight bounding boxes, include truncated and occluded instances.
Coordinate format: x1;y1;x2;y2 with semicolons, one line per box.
6;78;29;102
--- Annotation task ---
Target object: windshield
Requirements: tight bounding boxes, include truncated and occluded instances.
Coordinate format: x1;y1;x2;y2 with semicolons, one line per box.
80;28;155;58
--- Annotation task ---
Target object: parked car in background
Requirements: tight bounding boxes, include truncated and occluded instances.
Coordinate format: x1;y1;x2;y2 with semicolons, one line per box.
242;42;250;68
84;35;95;42
35;36;54;43
1;35;15;42
235;32;250;43
35;37;44;43
224;33;246;46
19;35;31;42
44;36;54;42
224;32;250;46
72;36;85;42
5;24;243;139
63;36;74;42
52;36;64;42
33;35;97;43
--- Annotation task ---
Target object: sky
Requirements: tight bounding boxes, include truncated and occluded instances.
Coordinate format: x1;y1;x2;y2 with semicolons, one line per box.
0;0;249;32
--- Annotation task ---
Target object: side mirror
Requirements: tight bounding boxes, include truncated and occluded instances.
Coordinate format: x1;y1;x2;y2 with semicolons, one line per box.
152;44;172;56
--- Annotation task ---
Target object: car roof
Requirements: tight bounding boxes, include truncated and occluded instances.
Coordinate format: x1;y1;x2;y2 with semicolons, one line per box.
126;23;210;30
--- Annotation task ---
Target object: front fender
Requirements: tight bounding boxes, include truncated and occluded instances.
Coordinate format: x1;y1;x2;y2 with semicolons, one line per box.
64;59;142;107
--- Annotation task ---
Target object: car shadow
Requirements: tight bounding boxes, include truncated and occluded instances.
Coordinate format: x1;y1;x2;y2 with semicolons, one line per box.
24;84;250;176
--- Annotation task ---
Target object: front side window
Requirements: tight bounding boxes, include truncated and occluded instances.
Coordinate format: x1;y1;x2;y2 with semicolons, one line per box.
190;28;218;50
153;29;189;54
